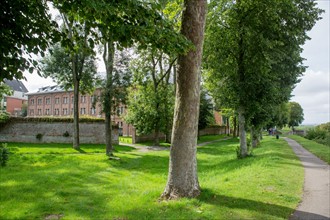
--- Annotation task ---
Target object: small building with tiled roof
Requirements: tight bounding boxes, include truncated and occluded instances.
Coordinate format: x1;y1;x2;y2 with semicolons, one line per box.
1;79;29;116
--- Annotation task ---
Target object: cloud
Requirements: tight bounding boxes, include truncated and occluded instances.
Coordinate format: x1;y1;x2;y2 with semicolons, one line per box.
291;70;329;124
293;70;329;95
23;72;55;92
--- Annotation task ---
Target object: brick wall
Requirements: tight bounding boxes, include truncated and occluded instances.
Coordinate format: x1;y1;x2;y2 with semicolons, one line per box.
199;126;228;136
6;97;26;116
0;119;118;144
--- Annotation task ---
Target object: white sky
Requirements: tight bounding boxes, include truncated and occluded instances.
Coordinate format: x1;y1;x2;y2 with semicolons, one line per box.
291;0;330;125
23;1;330;125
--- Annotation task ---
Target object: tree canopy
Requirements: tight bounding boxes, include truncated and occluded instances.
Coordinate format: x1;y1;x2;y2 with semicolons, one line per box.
0;0;59;82
40;43;98;94
288;101;304;130
204;0;323;157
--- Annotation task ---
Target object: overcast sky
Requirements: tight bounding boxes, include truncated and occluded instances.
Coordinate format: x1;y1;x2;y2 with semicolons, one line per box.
291;0;329;125
23;1;330;125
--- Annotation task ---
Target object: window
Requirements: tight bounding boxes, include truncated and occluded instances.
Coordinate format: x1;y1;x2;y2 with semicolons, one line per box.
91;95;95;103
46;98;51;105
80;108;86;115
55;97;60;104
54;108;59;115
30;109;34;116
37;98;42;105
37;109;42;115
91;107;96;115
119;122;123;128
63;97;68;104
30;99;35;105
45;109;50;115
81;95;86;103
63;108;68;115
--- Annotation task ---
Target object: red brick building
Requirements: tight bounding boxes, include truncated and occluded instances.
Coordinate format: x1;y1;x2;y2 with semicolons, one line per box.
27;86;134;136
1;79;28;116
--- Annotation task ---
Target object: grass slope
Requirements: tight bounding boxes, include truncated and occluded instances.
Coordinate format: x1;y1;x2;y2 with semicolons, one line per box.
0;137;303;219
287;135;330;164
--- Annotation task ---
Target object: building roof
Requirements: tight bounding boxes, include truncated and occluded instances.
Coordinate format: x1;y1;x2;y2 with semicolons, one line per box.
4;79;28;93
26;85;72;95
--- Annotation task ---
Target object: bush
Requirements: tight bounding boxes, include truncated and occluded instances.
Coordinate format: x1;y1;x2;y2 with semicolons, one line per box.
0;111;10;124
0;143;9;166
36;133;43;141
305;123;330;146
63;131;70;137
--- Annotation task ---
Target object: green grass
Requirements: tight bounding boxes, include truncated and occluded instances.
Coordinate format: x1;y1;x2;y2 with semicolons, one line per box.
197;134;228;144
287;135;330;164
120;134;228;147
135;140;171;147
0;137;303;219
119;136;133;144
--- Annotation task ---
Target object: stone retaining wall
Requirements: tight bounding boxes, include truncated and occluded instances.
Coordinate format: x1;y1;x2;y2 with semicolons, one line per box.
0;120;118;144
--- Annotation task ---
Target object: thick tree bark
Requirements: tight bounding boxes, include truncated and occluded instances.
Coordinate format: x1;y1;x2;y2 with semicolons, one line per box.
238;107;248;157
103;41;115;156
162;0;207;199
72;55;80;149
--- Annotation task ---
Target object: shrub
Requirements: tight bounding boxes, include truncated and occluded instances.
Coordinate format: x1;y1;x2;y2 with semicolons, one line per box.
63;131;70;137
36;133;43;141
0;143;9;166
305;124;330;146
0;111;10;124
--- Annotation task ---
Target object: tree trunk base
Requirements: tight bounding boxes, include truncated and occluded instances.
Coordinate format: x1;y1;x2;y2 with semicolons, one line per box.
161;184;200;200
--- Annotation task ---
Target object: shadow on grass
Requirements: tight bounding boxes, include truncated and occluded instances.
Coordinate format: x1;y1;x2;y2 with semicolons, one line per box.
74;148;86;153
198;188;328;220
0;137;306;220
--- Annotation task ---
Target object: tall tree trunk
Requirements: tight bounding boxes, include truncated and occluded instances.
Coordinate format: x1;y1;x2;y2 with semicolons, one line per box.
162;0;207;199
251;126;258;148
226;117;230;135
164;69;172;144
154;99;160;146
238;107;248;158
103;41;115;156
154;126;160;146
233;116;237;137
72;55;80;149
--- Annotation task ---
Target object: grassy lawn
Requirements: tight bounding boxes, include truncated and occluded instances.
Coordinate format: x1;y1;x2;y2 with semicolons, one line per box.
197;134;229;144
287;135;330;164
120;134;228;147
119;136;133;144
0;137;303;219
135;140;171;148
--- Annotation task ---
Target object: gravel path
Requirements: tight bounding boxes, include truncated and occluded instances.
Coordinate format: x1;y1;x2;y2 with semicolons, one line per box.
119;137;232;152
284;137;330;220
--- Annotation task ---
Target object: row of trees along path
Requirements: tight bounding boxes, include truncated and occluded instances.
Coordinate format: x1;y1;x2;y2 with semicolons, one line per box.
1;0;325;203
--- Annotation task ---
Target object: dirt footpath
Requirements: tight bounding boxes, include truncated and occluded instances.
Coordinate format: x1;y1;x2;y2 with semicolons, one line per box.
284;137;330;220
